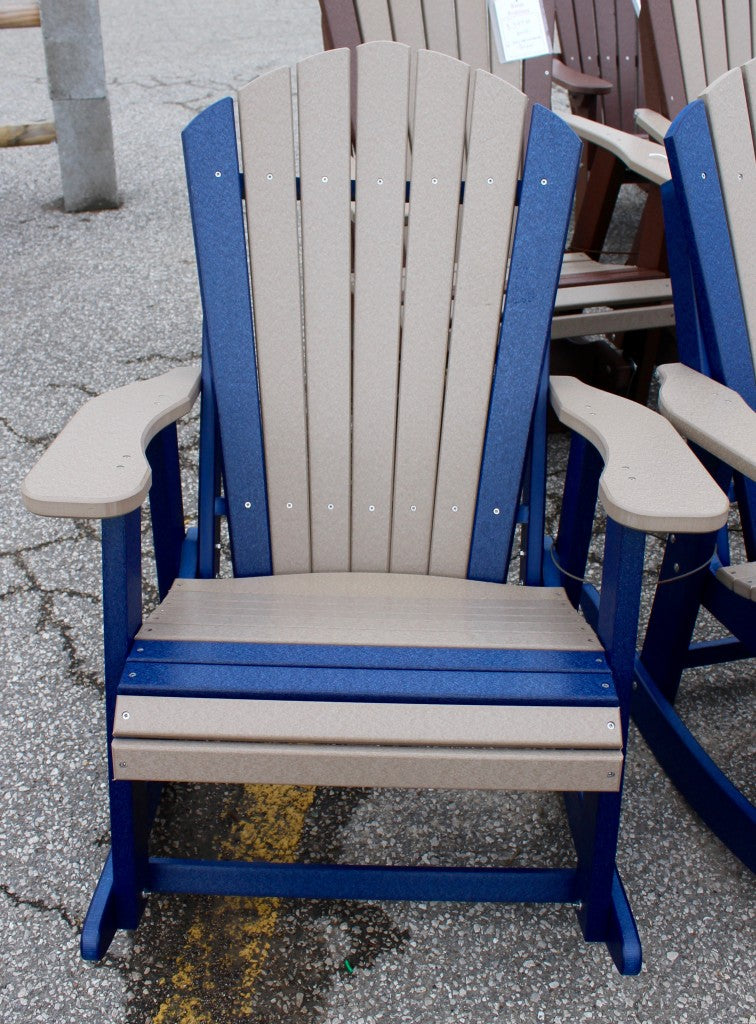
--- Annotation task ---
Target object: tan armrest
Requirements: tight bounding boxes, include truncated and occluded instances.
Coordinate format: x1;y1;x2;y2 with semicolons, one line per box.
657;363;756;481
21;365;201;519
550;376;729;533
551;58;612;96
560;112;670;186
634;107;671;144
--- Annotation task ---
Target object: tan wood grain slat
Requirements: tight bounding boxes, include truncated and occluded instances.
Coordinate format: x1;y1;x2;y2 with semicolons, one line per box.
112;739;623;791
114;696;622;749
697;0;730;84
429;71;527;578
553;276;673;310
238;68;311;575
723;0;753;69
704;65;756;370
297;50;353;571
388;0;426;48
354;0;393;40
351;42;411;571
137;573;603;649
389;50;470;574
422;0;460;57
671;0;707;98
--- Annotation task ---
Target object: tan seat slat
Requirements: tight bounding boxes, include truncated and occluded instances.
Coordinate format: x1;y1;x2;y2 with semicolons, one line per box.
114;697;621;748
716;562;756;601
111;739;623;792
554;277;673;312
550;303;675;340
136;573;601;650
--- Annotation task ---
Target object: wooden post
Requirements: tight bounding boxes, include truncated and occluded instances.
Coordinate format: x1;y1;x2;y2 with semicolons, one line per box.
38;0;118;210
0;120;55;146
0;3;40;28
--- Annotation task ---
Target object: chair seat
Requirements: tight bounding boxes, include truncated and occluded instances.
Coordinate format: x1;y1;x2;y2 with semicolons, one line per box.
137;572;603;650
716;562;756;601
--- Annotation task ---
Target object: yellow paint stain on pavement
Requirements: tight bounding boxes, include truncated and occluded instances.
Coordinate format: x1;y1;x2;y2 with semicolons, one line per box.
153;784;316;1023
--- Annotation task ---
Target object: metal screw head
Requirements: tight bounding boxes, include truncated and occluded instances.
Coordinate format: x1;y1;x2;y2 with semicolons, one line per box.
602;682;610;689
122;711;130;720
540;178;548;185
266;173;273;180
215;170;222;178
119;762;127;768
377;178;383;185
431;177;438;185
136;647;144;653
701;171;707;179
327;503;334;510
286;502;293;509
322;176;328;183
607;722;616;730
673;563;680;573
451;505;458;512
244;501;252;509
487;178;494;185
410;505;417;512
128;672;136;678
368;505;375;512
493;507;500;515
607;771;616;778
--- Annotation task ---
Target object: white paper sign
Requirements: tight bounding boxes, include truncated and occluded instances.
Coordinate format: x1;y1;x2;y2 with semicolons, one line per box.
488;0;552;65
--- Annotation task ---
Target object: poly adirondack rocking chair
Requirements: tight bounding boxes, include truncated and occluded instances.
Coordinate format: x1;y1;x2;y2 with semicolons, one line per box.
632;59;756;871
318;0;675;397
21;43;729;972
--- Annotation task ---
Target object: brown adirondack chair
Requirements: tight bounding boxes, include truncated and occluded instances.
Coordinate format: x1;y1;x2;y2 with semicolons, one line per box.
638;0;756;135
318;0;674;399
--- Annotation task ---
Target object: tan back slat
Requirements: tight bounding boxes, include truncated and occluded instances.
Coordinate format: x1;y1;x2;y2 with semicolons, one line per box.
744;54;756;135
297;51;353;571
238;69;311;574
490;34;524;89
388;0;427;48
389;51;470;574
724;0;753;68
697;0;729;84
351;43;411;571
456;0;493;71
422;0;460;56
354;0;393;40
705;65;756;371
671;0;707;98
429;72;527;578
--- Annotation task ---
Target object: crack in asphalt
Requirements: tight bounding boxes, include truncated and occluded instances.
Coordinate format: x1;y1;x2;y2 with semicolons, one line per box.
0;883;79;932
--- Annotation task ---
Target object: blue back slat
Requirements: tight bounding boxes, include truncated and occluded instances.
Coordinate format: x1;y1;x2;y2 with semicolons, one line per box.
468;105;581;583
182;98;272;578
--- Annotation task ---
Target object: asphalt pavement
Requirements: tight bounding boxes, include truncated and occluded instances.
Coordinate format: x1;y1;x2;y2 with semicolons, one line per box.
1;3;753;1022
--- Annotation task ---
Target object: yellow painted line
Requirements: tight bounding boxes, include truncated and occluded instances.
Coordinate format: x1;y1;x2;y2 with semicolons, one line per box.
152;783;316;1024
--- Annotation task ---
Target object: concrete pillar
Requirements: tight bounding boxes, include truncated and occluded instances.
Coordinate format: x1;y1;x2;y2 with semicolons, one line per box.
39;0;118;211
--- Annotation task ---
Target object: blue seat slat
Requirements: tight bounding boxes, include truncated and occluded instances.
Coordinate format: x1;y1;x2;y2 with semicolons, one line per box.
129;639;609;673
119;661;617;706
